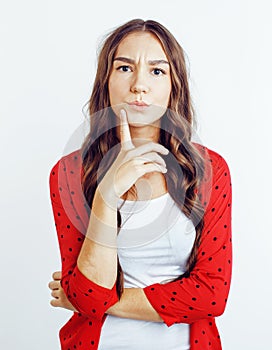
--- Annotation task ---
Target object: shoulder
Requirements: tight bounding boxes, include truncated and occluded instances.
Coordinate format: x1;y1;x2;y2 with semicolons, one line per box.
49;149;82;177
48;149;89;233
48;149;84;199
194;145;232;215
193;143;232;209
193;142;231;176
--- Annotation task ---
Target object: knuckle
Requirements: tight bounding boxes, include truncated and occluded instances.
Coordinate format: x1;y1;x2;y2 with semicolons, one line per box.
130;158;138;166
51;290;58;298
134;164;143;175
125;149;134;160
122;153;129;163
151;142;161;150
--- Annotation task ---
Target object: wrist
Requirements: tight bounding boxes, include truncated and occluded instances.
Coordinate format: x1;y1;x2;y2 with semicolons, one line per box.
95;184;120;208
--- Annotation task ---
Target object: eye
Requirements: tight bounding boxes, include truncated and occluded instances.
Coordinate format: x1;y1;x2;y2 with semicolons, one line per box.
117;65;132;72
152;68;166;76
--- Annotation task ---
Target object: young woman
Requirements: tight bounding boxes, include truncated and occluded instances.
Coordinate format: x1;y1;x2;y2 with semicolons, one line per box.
48;18;232;350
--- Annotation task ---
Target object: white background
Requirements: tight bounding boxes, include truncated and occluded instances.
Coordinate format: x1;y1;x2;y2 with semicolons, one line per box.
1;0;271;349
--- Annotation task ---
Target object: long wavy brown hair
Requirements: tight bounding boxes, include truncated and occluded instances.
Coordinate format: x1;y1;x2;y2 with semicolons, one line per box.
80;19;206;299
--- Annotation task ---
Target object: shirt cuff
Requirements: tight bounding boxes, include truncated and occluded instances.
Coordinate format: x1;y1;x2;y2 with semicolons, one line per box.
143;284;177;327
62;264;119;320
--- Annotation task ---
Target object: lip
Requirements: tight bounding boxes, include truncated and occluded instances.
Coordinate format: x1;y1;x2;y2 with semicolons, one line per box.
127;101;150;111
128;100;150;107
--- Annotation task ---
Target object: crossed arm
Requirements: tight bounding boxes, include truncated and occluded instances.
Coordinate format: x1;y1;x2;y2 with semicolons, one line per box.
49;150;232;326
49;271;163;322
49;155;163;323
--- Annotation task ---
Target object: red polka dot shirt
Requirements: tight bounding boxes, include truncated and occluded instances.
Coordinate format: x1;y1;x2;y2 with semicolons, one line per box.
49;144;232;350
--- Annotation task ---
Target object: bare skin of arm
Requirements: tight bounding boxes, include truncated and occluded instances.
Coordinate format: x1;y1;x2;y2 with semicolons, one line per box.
50;110;168;321
76;109;168;289
76;188;118;289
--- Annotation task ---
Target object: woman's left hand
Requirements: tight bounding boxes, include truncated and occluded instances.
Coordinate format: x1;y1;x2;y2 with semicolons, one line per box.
48;271;78;312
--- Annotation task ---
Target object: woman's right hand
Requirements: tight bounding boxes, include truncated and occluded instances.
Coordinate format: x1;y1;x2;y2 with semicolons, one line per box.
97;109;169;202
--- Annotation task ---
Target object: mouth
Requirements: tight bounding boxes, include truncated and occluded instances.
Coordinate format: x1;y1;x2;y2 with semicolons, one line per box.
127;101;150;111
129;100;149;106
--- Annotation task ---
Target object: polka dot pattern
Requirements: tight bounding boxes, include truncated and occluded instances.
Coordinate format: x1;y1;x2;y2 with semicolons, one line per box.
143;146;232;350
49;150;119;350
49;146;232;350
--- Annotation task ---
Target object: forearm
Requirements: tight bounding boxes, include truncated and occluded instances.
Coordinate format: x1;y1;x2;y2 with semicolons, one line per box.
77;188;118;289
106;288;163;323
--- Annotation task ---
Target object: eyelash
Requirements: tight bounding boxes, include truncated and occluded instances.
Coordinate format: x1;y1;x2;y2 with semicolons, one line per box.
116;65;166;75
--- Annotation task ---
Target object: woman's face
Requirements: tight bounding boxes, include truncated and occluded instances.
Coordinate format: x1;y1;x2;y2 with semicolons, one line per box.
108;32;172;127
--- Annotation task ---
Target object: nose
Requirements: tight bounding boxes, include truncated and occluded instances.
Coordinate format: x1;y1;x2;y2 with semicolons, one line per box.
130;70;149;95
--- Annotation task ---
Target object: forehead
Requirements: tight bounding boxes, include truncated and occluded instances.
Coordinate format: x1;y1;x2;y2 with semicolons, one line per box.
115;32;167;59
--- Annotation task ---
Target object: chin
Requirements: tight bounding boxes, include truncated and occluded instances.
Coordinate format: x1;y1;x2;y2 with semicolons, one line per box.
130;117;162;128
128;121;150;127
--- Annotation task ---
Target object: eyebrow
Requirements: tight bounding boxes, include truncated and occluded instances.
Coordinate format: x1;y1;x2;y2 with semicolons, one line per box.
113;56;169;66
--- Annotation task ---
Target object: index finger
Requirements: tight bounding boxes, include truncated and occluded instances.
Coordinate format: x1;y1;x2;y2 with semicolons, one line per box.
120;109;135;151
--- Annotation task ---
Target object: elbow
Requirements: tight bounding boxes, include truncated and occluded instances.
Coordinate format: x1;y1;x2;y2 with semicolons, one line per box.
61;277;94;318
206;293;229;317
199;287;229;318
63;280;104;319
61;268;119;320
212;302;226;317
201;274;231;318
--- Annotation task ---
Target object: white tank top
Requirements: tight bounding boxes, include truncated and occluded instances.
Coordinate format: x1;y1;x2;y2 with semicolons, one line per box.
98;192;195;350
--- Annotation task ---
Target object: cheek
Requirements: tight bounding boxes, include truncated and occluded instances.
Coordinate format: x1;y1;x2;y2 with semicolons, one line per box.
164;81;172;105
108;79;124;103
158;83;171;106
108;77;114;93
108;79;126;117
